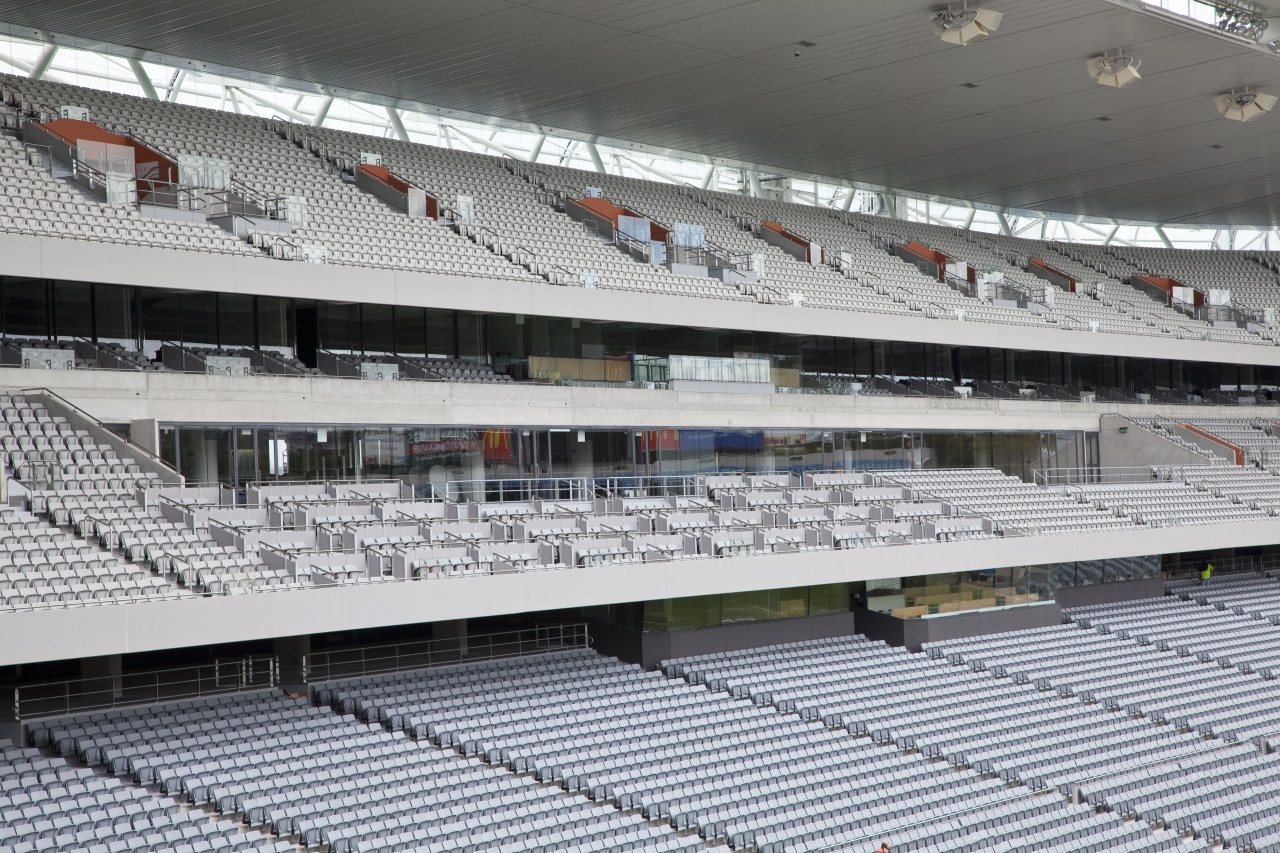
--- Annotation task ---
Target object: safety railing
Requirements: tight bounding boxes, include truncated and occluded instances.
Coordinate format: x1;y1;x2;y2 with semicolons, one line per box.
135;178;205;212
69;156;135;205
548;264;577;285
432;476;595;504
1164;555;1263;582
207;179;286;220
613;231;653;263
508;243;542;274
1033;465;1189;486
21;386;184;482
462;223;502;252
666;237;754;273
4;656;277;721
535;188;566;211
943;270;975;298
302;623;589;683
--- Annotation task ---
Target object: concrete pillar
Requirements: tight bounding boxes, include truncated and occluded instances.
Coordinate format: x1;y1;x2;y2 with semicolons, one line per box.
274;635;311;692
435;619;468;658
81;654;123;700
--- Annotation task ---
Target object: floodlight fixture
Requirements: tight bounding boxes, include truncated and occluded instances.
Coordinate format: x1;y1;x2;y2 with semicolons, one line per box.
1086;52;1142;88
1217;87;1277;122
931;4;1003;46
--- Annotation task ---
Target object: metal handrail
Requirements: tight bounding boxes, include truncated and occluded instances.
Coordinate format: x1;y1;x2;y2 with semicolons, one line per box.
509;243;542;271
20;386;182;480
69;155;134;203
303;623;590;683
134;177;205;212
207;178;286;219
6;655;277;721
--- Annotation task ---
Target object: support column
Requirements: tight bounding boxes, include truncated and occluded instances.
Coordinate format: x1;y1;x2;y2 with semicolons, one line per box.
274;635;311;692
435;619;468;658
80;654;122;700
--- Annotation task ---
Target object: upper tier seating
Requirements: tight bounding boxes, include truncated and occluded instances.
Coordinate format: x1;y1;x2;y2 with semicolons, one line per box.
2;75;535;281
1;73;1278;349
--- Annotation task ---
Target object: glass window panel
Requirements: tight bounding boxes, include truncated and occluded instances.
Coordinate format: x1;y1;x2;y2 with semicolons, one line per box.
159;425;178;471
426;309;455;357
95;284;135;346
138;289;182;356
363;304;394;355
181;291;218;347
178;427;232;485
457;312;484;360
2;278;49;338
317;302;358;353
257;296;292;351
53;281;92;340
218;293;255;348
393;306;426;356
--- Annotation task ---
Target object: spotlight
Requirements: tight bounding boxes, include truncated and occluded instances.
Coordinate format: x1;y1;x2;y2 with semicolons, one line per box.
931;4;1003;46
1086;52;1142;88
1217;87;1277;122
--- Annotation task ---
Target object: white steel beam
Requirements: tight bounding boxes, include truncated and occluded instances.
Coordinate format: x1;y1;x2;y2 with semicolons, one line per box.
128;59;158;100
386;106;410;142
586;141;606;174
444;123;525;160
232;87;308;122
312;95;334;127
620;155;691;187
28;44;56;81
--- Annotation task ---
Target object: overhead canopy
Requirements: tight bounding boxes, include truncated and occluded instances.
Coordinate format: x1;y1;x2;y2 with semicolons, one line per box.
6;0;1280;225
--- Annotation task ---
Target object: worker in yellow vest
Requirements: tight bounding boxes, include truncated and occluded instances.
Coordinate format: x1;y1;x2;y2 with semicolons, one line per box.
1199;561;1213;587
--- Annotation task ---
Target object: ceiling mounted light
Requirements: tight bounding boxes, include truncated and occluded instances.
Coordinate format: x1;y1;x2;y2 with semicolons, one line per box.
931;4;1003;46
1213;2;1269;41
1086;52;1142;88
1217;87;1277;122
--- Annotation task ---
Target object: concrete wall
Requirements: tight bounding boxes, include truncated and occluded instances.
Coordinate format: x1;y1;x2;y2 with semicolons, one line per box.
4;517;1279;666
1055;577;1164;609
1098;414;1215;469
590;612;857;669
0;365;1268;436
3;231;1279;368
856;603;1061;652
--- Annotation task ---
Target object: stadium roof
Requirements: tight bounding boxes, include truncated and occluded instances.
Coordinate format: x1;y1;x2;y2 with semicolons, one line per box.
7;0;1280;226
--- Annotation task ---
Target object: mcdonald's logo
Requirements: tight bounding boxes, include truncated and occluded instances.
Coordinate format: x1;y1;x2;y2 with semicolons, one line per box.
482;429;515;463
642;430;680;452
